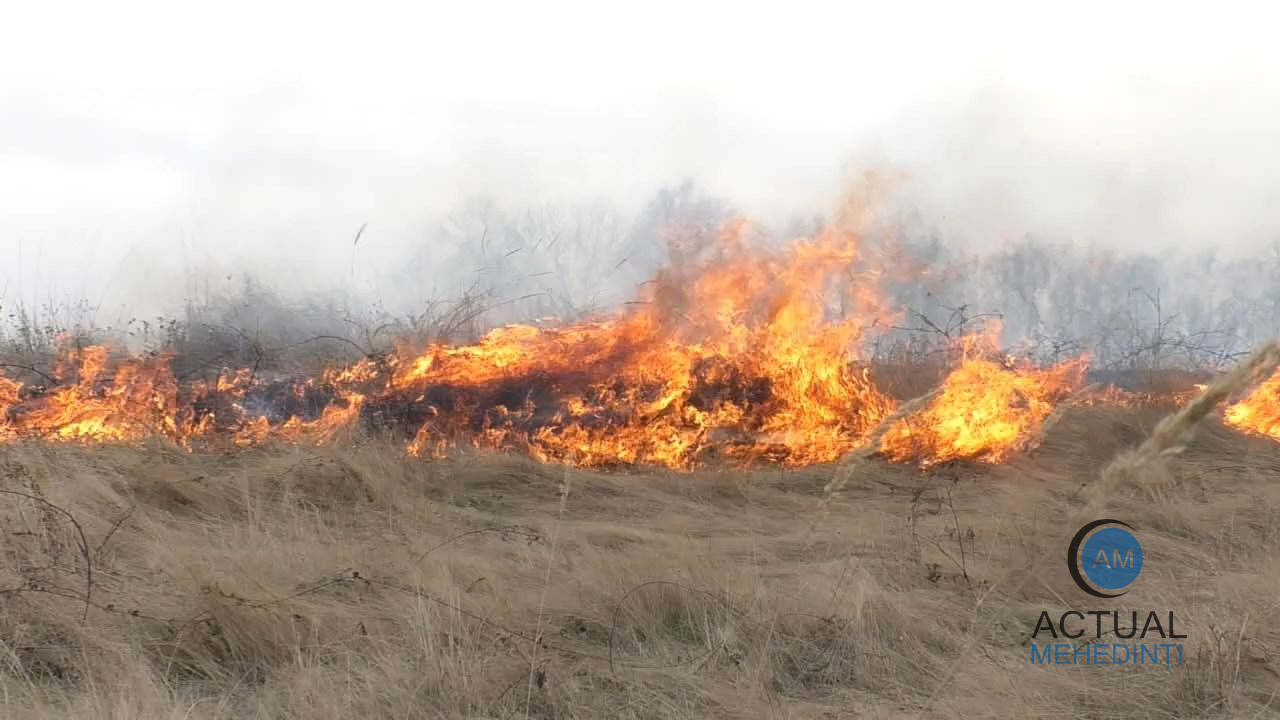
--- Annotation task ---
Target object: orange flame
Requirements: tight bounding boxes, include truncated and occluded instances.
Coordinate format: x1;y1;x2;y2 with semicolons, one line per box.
0;221;1127;470
392;223;897;468
0;345;364;449
1224;372;1280;439
11;346;186;443
0;374;21;441
879;328;1089;466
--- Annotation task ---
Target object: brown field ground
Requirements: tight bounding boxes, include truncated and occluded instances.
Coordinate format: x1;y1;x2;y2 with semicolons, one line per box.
2;404;1279;719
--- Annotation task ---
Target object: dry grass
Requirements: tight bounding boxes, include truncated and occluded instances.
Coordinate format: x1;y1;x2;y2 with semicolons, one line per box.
2;403;1280;719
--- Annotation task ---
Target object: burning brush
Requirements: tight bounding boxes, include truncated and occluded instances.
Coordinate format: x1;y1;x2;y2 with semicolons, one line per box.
1223;368;1280;440
868;327;1090;466
0;222;1193;471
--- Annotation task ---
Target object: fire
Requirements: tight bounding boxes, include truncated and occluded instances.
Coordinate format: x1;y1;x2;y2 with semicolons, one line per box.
8;346;186;443
388;222;897;468
0;346;365;448
0;222;903;468
1224;371;1280;439
0;374;21;441
0;220;1136;470
878;329;1089;466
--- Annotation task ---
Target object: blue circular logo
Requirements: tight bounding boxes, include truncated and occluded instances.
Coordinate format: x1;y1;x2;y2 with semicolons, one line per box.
1067;519;1142;598
1080;527;1142;590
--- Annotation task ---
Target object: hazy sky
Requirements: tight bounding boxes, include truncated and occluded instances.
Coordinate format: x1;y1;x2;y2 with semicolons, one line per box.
3;0;1279;318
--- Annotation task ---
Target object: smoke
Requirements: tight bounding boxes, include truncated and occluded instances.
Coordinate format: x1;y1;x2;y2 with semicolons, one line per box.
1;2;1278;334
864;79;1280;253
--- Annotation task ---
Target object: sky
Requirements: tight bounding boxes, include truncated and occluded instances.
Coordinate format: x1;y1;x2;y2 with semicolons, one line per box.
2;0;1279;319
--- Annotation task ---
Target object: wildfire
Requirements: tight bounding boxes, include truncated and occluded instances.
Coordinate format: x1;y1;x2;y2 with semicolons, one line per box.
0;346;365;449
1224;371;1280;440
0;374;20;441
0;219;1149;471
388;222;897;468
0;222;909;468
878;330;1089;466
8;346;186;443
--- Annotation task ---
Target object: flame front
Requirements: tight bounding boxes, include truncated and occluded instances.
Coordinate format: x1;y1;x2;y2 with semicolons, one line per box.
0;374;21;441
0;221;1126;470
10;347;186;443
1225;371;1280;439
878;329;1089;466
388;223;897;468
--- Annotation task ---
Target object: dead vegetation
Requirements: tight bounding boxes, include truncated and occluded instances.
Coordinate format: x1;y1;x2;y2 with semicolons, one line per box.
1;398;1279;719
4;201;1280;717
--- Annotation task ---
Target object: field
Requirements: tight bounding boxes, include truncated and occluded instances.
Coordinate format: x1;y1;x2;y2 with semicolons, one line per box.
6;3;1279;716
3;397;1280;719
4;223;1280;719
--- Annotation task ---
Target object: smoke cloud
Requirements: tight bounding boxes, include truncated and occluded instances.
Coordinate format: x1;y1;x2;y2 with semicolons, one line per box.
2;1;1278;327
